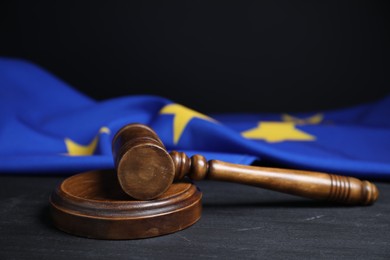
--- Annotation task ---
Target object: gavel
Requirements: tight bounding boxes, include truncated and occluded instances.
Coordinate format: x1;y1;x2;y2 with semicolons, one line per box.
112;123;379;205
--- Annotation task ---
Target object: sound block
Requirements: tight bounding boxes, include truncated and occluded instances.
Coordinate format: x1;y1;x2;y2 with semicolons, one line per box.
49;170;202;240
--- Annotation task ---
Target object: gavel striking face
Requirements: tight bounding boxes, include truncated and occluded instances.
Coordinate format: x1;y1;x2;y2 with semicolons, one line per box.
112;124;379;205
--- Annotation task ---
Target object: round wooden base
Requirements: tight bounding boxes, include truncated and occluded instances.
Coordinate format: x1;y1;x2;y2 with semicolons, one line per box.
49;170;202;240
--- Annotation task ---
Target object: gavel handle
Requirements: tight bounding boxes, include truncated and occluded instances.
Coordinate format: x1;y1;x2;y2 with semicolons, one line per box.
111;123;379;204
171;153;379;205
208;160;378;205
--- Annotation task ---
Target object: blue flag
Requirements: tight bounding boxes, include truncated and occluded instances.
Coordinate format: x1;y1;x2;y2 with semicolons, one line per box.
1;58;389;179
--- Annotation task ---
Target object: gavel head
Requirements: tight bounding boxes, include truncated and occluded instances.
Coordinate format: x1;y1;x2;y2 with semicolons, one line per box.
112;124;175;200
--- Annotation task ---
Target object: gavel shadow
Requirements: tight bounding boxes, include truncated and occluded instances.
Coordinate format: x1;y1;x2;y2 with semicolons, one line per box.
197;180;350;209
39;205;59;232
202;200;349;209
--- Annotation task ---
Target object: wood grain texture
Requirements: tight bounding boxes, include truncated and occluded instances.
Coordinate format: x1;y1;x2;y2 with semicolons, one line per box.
49;170;202;239
113;124;378;205
171;152;378;205
112;124;175;200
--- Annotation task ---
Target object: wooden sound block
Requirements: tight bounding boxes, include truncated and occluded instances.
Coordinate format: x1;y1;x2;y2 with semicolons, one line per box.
49;170;202;240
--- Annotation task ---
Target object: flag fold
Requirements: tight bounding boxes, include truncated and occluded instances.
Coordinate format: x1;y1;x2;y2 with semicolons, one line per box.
1;58;389;179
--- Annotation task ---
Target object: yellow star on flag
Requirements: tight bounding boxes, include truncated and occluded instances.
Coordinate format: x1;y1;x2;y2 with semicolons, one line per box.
65;126;111;156
241;122;315;143
282;113;323;124
160;103;215;144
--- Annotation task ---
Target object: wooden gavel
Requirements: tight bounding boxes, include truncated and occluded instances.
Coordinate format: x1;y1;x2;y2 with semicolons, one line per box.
112;123;379;205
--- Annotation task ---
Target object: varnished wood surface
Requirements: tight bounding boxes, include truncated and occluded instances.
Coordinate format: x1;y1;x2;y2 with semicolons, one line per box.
0;174;389;259
113;124;175;200
171;152;378;205
112;124;378;205
50;170;202;239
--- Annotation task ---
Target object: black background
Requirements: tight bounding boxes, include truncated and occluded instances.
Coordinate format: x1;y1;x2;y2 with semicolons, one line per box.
0;0;389;113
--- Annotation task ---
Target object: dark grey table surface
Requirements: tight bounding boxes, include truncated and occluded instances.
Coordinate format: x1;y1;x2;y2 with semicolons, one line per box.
0;174;389;260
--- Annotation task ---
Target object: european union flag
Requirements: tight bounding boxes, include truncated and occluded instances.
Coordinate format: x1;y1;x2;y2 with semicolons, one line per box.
1;58;389;179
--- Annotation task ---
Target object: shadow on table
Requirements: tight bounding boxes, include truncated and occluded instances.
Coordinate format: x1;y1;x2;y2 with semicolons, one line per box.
39;205;60;232
202;199;352;209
